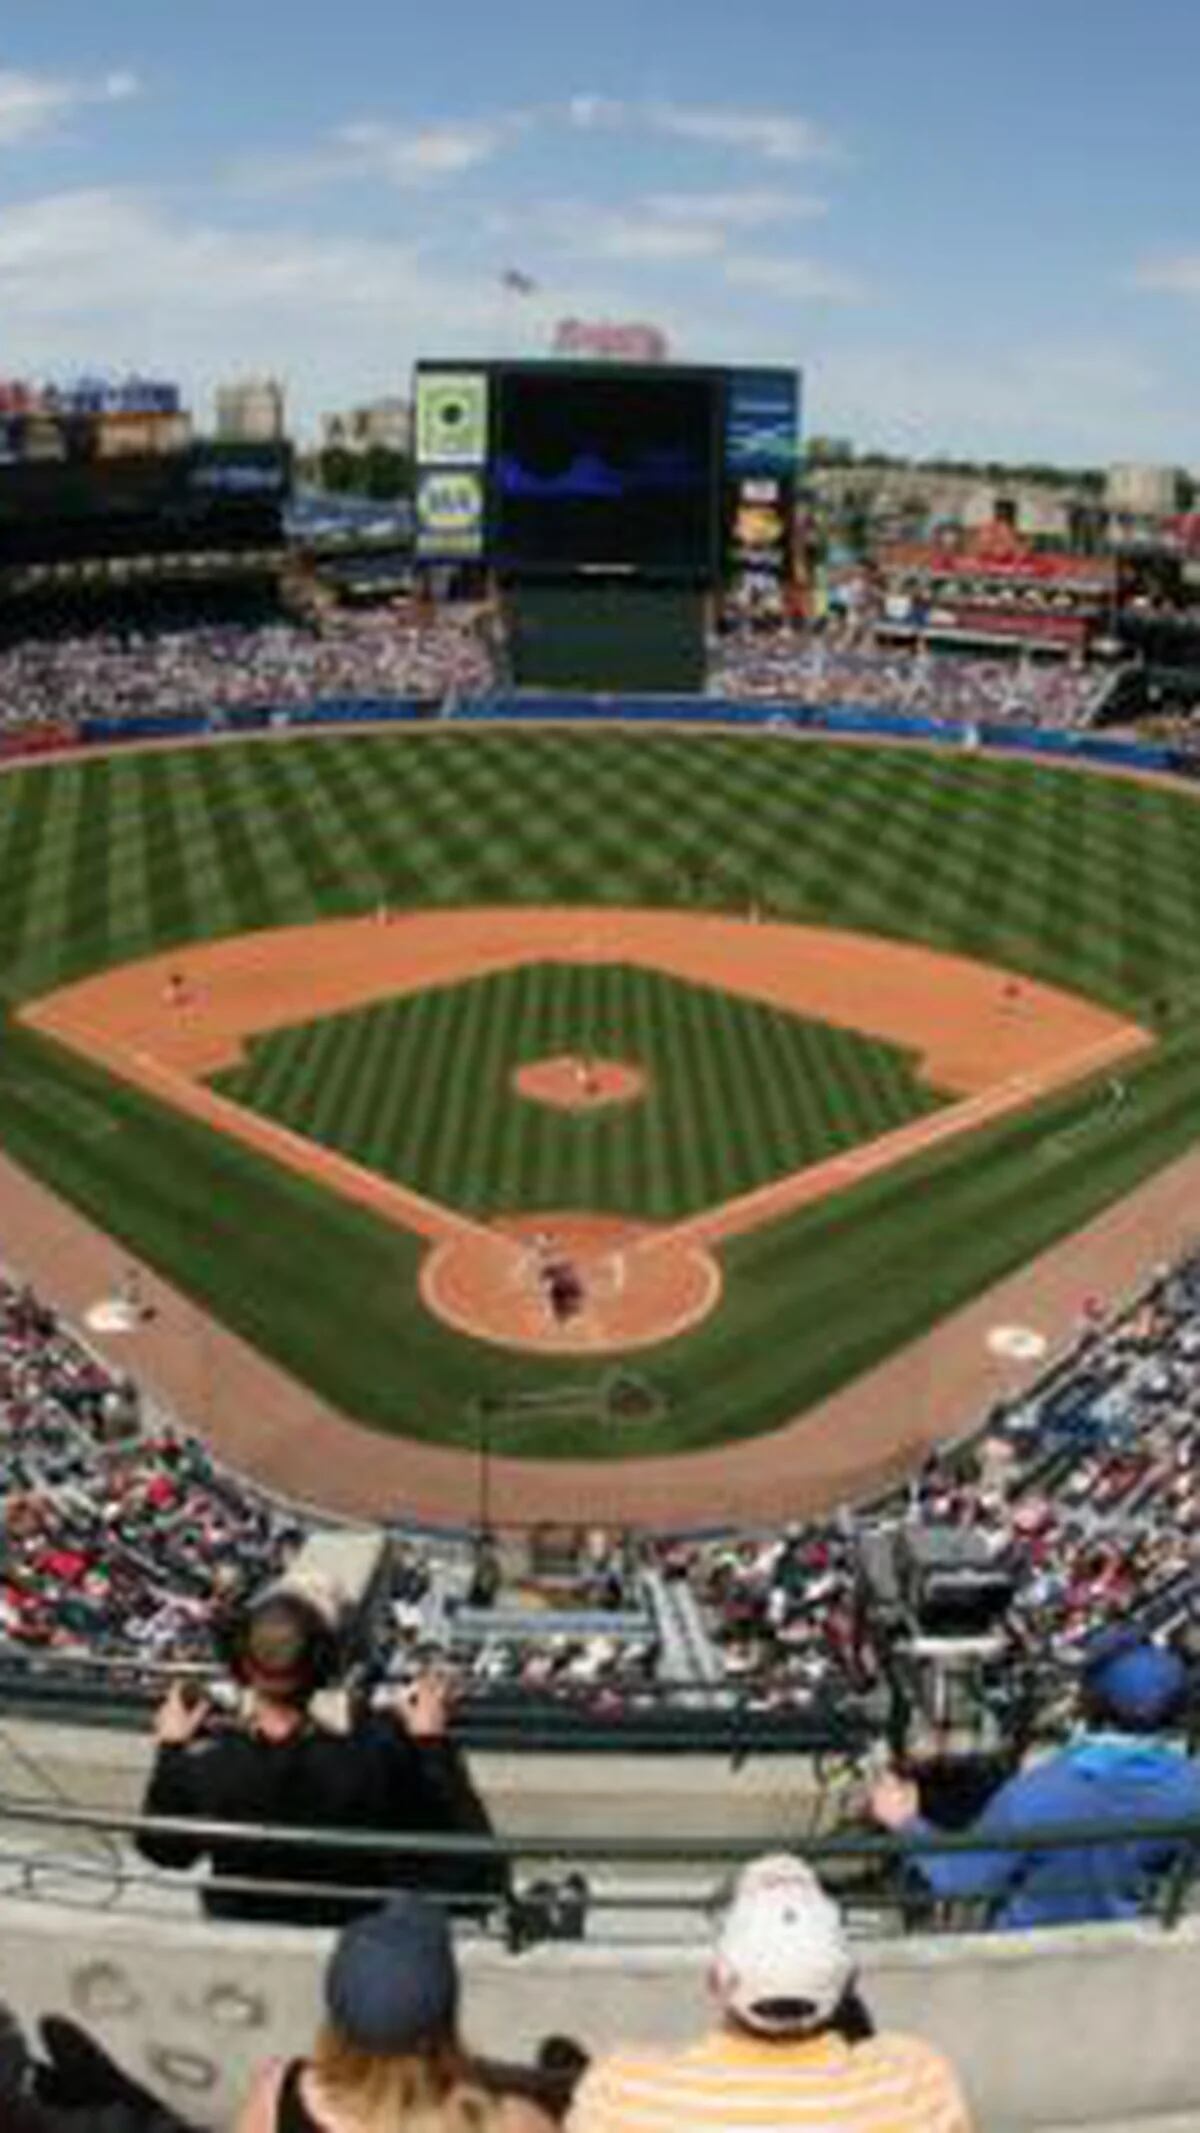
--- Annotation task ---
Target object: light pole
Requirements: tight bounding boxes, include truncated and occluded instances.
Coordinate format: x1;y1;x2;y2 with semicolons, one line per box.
474;1396;494;1539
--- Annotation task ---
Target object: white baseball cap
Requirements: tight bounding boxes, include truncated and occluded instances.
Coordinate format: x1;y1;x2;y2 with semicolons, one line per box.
712;1854;855;2036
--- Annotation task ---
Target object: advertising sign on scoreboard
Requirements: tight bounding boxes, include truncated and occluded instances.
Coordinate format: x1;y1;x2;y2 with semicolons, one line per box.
415;370;489;466
725;369;801;477
723;369;800;602
415;466;486;559
551;319;671;363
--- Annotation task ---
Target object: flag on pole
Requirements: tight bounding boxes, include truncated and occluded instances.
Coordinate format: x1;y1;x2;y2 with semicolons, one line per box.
500;267;538;296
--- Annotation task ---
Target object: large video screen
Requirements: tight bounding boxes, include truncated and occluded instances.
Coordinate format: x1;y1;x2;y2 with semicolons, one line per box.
492;367;719;575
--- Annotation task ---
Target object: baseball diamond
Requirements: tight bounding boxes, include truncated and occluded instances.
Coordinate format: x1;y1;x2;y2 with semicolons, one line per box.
208;963;947;1217
4;725;1200;1496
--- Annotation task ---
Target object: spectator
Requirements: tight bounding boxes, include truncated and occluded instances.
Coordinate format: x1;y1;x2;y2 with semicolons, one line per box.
0;1999;190;2132
870;1636;1200;1926
567;1853;974;2133
234;1892;551;2133
136;1586;505;1925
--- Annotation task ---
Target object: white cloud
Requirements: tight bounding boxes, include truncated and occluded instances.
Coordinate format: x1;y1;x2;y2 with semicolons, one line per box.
646;188;827;227
235;95;840;211
1131;252;1200;298
565;94;626;131
0;64;139;148
723;254;867;301
596;220;724;262
503;190;836;271
0;188;503;422
562;95;840;164
231;113;520;195
647;101;839;164
333;117;511;183
535;201;726;263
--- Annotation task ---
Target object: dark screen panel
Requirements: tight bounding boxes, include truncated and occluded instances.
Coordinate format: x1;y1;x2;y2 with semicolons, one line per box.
0;449;290;564
506;581;706;690
493;368;718;575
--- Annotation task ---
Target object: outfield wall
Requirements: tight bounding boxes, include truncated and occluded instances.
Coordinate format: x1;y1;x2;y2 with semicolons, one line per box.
67;691;1189;780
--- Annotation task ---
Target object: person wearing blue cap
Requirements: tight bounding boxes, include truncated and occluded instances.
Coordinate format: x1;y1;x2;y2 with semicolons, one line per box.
235;1894;553;2133
870;1636;1200;1927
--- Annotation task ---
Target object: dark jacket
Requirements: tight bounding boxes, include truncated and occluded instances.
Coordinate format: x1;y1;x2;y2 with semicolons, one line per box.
137;1711;504;1925
0;2005;192;2133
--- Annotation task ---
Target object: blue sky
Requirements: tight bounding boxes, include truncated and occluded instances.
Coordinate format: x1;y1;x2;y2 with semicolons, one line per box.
3;0;1200;461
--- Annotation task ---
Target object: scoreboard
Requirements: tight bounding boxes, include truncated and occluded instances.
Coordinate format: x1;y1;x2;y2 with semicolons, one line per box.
414;358;801;595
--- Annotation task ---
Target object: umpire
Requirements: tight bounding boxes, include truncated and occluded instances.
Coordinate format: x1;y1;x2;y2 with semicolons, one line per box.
136;1586;504;1927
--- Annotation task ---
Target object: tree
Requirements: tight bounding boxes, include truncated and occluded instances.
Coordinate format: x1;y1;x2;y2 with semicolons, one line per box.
363;445;414;501
318;447;356;494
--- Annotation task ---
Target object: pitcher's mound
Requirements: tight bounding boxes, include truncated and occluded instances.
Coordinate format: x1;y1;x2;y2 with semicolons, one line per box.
513;1055;646;1112
421;1212;719;1354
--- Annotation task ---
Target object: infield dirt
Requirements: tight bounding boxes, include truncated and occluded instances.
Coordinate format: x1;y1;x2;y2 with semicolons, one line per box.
21;907;1148;1355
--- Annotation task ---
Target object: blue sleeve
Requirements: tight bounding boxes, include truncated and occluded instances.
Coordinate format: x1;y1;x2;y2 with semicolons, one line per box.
901;1773;1036;1902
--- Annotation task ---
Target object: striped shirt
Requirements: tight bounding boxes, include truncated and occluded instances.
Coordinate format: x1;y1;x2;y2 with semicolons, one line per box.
566;2027;974;2133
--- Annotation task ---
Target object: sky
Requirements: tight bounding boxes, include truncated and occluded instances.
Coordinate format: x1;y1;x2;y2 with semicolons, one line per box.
3;0;1200;463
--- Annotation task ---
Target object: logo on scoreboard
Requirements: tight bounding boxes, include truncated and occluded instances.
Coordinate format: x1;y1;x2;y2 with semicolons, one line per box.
416;468;485;558
415;371;489;466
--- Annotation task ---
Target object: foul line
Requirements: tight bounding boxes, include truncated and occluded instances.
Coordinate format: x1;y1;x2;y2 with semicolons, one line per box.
635;1023;1152;1258
20;1006;495;1254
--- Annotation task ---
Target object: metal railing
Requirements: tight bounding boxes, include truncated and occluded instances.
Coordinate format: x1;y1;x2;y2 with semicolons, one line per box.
1;1792;1199;1937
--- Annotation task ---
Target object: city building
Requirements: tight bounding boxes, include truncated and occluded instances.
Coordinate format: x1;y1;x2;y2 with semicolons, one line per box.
1105;463;1183;517
215;377;287;445
321;397;412;456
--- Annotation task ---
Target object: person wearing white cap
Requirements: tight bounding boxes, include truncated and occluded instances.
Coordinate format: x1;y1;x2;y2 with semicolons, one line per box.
567;1854;973;2133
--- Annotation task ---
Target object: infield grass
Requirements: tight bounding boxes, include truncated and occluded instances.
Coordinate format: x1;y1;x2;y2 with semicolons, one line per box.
212;962;943;1219
5;727;1200;1460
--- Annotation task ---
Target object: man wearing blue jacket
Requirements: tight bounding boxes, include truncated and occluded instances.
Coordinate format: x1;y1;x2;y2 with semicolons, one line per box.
869;1639;1200;1927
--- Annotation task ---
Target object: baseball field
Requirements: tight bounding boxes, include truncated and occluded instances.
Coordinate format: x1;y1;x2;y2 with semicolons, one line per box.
4;724;1200;1494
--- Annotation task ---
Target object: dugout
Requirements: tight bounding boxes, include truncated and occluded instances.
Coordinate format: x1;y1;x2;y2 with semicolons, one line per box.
502;579;707;693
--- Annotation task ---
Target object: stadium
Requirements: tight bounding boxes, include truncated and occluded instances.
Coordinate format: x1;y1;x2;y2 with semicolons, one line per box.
4;359;1200;2131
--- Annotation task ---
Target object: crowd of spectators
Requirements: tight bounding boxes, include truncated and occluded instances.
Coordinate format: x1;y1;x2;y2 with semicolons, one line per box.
709;627;1111;729
0;1267;297;1666
4;1244;1200;1718
667;1250;1200;1708
0;611;495;733
0;606;1132;744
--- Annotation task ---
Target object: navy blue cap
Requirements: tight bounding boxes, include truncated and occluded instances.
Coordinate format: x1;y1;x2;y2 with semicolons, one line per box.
1085;1641;1189;1729
325;1896;459;2054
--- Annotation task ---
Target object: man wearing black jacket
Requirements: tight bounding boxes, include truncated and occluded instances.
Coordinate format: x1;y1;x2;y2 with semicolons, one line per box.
136;1590;503;1927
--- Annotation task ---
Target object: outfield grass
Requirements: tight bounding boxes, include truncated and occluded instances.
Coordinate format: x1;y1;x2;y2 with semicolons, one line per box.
212;961;943;1220
4;727;1200;1460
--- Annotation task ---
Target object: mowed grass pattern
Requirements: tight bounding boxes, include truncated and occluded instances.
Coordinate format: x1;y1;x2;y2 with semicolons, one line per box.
5;727;1200;1456
2;728;1200;1015
213;962;943;1219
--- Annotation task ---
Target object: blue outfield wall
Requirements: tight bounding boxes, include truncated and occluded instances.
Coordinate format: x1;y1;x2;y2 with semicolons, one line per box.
75;692;1186;777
